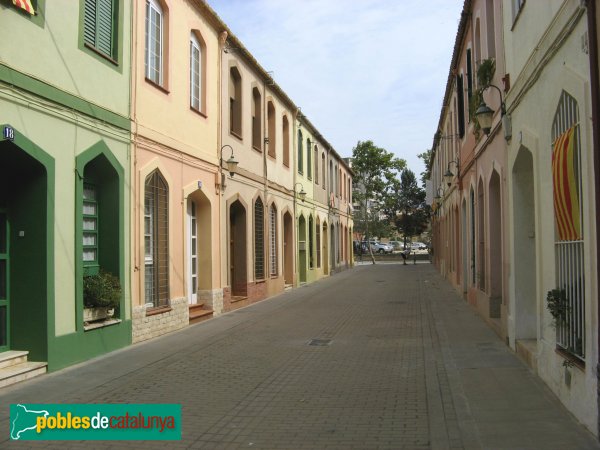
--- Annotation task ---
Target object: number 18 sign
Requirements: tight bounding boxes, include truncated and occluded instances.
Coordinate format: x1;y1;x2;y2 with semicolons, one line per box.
3;126;15;141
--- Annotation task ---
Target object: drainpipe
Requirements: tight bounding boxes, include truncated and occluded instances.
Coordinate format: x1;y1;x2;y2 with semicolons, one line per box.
584;0;600;438
218;30;228;291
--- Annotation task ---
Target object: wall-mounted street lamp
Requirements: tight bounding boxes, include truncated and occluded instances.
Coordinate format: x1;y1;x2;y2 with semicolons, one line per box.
475;84;512;141
434;186;445;202
444;158;460;187
295;182;307;202
220;144;239;177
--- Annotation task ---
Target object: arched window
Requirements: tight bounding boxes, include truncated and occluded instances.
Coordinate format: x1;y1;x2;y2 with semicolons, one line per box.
477;178;485;290
254;197;265;279
307;139;312;179
552;90;584;360
269;204;277;276
316;217;321;268
282;115;290;167
321;152;326;189
298;130;303;174
314;145;319;185
190;31;206;114
145;170;169;307
229;67;242;136
267;101;276;158
252;87;262;150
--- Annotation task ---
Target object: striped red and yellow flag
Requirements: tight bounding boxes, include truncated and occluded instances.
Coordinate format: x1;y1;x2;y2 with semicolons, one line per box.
552;126;581;241
12;0;35;15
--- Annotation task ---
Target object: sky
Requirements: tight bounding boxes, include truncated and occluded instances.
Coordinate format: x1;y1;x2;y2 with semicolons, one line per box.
209;0;464;178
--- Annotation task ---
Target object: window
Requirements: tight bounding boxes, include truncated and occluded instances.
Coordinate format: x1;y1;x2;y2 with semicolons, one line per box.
229;67;242;136
314;145;319;184
552;90;585;361
145;0;163;86
269;204;277;276
316;219;321;268
309;216;314;269
82;183;99;272
466;49;473;113
457;74;465;138
252;87;262;150
84;0;117;60
190;32;204;113
282;116;290;166
298;130;303;174
477;178;485;290
486;0;496;59
254;197;265;279
268;102;276;158
322;153;326;189
307;139;312;180
145;170;169;308
470;188;476;285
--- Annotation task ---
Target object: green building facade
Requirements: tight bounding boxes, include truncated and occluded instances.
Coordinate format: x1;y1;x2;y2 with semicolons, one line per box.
0;1;132;371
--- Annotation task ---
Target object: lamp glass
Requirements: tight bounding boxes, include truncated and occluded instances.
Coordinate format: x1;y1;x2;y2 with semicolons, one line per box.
226;155;238;176
299;189;307;202
475;101;494;135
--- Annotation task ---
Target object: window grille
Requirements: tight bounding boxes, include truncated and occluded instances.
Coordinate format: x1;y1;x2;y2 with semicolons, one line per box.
270;205;277;276
145;170;169;307
552;90;585;361
190;34;201;111
145;0;163;85
82;183;98;270
254;197;265;279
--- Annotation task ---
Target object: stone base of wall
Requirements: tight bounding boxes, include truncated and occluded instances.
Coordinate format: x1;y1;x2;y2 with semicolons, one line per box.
198;289;224;316
222;281;267;312
132;297;188;343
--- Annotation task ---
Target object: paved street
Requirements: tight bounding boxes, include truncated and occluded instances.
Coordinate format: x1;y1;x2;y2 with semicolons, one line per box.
1;263;599;449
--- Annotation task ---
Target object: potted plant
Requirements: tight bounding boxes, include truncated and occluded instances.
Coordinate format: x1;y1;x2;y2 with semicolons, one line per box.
83;270;121;323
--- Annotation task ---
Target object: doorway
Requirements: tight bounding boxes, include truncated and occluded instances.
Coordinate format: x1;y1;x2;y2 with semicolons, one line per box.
229;200;247;297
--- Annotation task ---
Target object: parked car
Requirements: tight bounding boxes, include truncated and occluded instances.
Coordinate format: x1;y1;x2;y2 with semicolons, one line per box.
389;240;402;251
410;242;428;251
370;241;393;254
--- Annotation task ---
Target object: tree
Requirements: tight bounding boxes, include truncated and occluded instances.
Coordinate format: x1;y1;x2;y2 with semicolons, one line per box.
417;149;432;187
384;169;429;251
351;140;405;264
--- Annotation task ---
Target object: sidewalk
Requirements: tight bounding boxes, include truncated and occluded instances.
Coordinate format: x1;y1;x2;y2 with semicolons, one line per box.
0;264;598;449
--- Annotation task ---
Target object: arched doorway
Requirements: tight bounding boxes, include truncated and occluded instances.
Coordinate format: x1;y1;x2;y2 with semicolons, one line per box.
322;222;329;275
489;170;502;318
283;211;293;285
0;137;50;360
330;223;335;271
229;200;247;297
298;215;307;283
461;198;468;294
187;190;211;305
513;147;537;340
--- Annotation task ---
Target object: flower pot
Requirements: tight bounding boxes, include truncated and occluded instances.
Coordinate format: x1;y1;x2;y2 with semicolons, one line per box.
83;307;110;322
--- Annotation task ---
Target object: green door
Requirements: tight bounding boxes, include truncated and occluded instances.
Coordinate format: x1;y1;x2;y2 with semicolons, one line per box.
0;209;9;351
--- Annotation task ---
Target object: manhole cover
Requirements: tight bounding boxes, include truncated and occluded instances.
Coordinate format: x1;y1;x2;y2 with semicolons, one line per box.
308;339;332;346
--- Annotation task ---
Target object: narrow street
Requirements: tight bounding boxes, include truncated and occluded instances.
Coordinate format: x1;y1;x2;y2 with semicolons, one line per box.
1;263;597;449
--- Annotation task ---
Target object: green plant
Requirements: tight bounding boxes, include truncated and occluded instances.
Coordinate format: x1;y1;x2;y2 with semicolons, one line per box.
83;270;121;308
469;90;483;138
546;288;569;328
477;58;496;88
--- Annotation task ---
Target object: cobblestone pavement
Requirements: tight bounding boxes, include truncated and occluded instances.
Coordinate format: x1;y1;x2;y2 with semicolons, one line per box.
1;264;599;449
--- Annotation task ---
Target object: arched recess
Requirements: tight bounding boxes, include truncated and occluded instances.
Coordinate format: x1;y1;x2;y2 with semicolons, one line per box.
488;169;502;318
283;210;293;285
298;214;307;283
322;220;329;275
330;223;335;270
477;177;485;290
228;197;247;297
308;215;314;269
461;198;468;294
185;186;212;304
512;146;537;340
76;142;125;319
0;127;54;361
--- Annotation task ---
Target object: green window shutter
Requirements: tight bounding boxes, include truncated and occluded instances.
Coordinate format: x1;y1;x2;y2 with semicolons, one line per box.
83;0;114;58
83;0;96;48
97;0;113;57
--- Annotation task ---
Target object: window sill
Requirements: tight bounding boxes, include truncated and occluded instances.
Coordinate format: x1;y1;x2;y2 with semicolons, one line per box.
145;306;172;317
255;279;266;284
252;145;263;153
230;130;243;141
145;77;170;94
84;43;119;66
190;106;207;118
84;318;122;332
555;347;585;371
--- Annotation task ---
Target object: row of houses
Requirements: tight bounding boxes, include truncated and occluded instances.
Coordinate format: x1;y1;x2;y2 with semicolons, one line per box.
429;0;599;435
0;0;353;379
